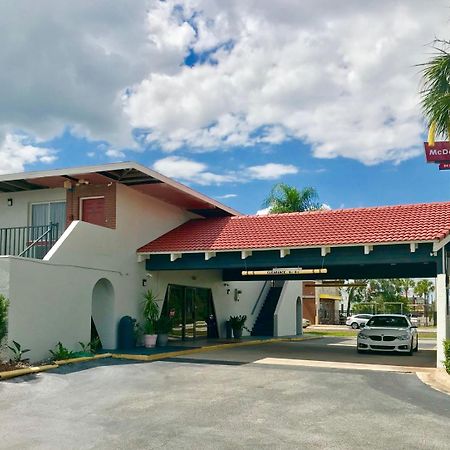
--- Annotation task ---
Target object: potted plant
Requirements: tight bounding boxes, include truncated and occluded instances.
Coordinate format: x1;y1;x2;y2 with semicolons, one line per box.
142;290;159;348
229;315;247;339
155;315;173;347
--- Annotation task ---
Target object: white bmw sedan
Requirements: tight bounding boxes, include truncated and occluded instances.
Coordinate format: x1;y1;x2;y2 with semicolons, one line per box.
357;314;418;355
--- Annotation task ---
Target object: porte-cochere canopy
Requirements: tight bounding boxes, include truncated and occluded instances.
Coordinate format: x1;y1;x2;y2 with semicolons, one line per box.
138;202;450;280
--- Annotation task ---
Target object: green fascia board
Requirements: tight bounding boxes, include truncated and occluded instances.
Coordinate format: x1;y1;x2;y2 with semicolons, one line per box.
145;243;439;272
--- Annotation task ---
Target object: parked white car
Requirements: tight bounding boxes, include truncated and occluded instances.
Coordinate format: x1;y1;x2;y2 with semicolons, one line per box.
302;318;311;328
346;314;372;329
357;314;418;355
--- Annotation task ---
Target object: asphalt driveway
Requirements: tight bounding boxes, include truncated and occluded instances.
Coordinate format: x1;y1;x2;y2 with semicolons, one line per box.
168;336;437;369
0;339;448;450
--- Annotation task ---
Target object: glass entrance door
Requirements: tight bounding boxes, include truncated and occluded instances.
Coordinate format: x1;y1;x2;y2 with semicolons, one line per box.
185;287;195;339
163;285;217;341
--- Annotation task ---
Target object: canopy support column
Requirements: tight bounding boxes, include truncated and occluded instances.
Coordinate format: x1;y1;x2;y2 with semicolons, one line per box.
436;249;449;368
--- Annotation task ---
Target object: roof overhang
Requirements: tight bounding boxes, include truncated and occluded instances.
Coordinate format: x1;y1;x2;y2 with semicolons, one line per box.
0;162;238;218
141;241;442;280
137;239;440;259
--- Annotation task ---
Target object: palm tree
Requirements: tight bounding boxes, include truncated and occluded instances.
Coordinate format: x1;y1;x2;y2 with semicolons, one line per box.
420;39;450;143
414;279;435;326
263;183;321;213
414;279;435;305
398;278;416;302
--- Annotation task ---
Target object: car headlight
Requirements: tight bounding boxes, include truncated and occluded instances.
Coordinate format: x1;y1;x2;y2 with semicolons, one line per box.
397;333;410;340
358;333;369;340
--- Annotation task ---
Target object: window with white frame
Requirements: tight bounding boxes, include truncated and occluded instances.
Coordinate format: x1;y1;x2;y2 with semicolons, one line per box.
30;201;66;237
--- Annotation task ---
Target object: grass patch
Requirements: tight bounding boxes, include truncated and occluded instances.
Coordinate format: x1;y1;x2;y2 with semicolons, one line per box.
304;330;436;339
305;330;358;337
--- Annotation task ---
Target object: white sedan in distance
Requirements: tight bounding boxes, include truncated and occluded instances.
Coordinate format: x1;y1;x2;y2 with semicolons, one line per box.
346;314;372;329
357;314;418;355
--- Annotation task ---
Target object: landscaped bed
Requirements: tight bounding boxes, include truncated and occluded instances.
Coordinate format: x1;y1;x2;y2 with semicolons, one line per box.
0;361;29;373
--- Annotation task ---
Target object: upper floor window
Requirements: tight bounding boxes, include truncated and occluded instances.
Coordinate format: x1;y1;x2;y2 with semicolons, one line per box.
31;201;66;237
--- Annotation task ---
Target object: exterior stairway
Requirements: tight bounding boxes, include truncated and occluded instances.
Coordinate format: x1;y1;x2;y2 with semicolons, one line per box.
251;286;283;336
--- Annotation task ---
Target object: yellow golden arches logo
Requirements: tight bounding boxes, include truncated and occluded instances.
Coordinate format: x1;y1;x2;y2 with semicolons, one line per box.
428;121;436;146
428;121;450;146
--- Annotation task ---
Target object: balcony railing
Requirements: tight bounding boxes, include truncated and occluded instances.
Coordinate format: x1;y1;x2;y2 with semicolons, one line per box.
0;224;59;259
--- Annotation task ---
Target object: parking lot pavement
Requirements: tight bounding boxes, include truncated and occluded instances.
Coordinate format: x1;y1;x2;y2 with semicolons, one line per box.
0;355;449;450
168;336;436;369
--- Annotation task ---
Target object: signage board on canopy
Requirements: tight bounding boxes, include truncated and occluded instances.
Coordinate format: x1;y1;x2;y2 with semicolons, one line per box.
439;163;450;170
424;141;450;162
242;268;328;276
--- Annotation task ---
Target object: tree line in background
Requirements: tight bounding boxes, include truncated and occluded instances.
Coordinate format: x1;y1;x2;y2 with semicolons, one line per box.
343;278;435;317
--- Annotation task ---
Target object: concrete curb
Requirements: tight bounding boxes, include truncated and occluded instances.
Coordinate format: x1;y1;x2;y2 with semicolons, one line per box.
416;369;450;395
0;364;58;380
1;354;113;381
1;336;319;378
55;353;112;365
112;336;320;362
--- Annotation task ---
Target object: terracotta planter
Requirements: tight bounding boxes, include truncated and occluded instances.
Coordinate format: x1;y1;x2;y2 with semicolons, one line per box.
144;334;157;348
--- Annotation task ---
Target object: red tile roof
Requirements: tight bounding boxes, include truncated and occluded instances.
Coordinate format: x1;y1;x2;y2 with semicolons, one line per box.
137;202;450;253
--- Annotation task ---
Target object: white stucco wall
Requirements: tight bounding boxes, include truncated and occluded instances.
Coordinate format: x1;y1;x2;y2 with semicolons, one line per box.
0;188;66;228
274;281;302;337
0;183;202;362
0;255;127;362
435;273;450;368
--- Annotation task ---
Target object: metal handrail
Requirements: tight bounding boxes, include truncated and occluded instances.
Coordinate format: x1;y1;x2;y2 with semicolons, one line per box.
0;223;59;259
251;280;270;315
18;226;54;257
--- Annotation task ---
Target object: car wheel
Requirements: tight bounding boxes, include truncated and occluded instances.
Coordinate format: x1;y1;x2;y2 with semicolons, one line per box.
407;339;414;356
357;348;365;354
413;338;419;352
351;322;359;329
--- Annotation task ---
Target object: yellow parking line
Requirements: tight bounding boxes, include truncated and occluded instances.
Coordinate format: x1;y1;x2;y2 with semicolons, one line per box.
112;336;320;362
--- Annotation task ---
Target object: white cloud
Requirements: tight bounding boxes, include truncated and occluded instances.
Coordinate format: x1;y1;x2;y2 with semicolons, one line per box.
256;207;271;216
153;156;236;185
247;163;298;180
0;1;448;166
216;194;237;199
0;0;196;149
0;134;56;174
152;156;298;185
125;0;448;164
105;148;126;159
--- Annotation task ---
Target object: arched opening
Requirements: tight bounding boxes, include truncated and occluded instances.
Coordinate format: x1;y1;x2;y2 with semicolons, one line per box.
91;278;115;350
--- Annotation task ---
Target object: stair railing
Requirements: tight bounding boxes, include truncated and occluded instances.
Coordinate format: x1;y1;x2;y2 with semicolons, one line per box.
17;223;59;258
251;280;270;315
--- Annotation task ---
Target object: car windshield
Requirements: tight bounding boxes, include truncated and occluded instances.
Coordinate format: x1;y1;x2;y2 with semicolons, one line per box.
366;316;409;328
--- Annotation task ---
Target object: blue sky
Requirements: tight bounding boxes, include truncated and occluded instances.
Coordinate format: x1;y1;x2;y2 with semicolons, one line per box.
1;1;449;215
39;129;450;215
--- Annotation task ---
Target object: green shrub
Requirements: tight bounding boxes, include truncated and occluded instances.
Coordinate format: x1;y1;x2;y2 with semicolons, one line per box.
0;294;9;347
89;337;102;353
143;319;155;335
443;339;450;374
49;342;75;360
229;315;247;330
8;340;30;364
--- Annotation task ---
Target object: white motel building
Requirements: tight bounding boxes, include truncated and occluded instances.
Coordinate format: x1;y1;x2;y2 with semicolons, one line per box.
0;162;449;367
